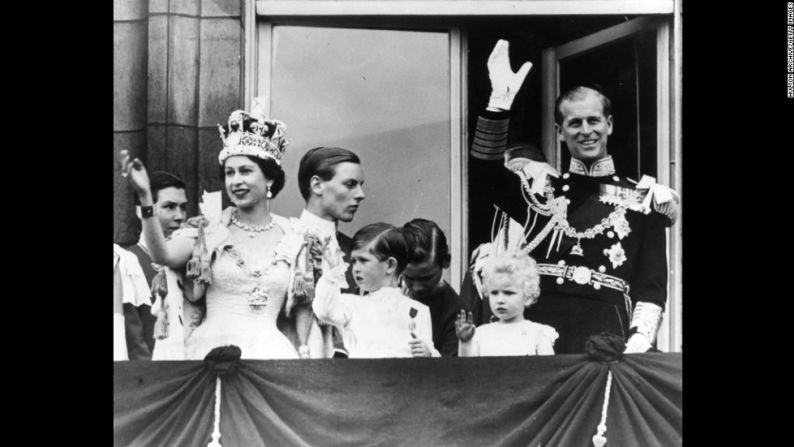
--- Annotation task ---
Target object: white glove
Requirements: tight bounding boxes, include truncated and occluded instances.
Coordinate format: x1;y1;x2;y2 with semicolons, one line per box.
487;40;533;111
636;175;681;225
521;160;560;195
653;189;681;225
624;333;652;353
623;302;663;353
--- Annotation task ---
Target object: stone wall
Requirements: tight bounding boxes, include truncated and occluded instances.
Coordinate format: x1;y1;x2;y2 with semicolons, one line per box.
113;0;243;245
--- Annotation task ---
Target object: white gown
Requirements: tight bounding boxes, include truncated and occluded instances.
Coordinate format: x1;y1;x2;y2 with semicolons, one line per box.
184;216;304;360
185;245;298;360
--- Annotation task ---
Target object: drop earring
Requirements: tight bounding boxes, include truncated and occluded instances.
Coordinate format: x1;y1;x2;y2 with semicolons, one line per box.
266;185;272;211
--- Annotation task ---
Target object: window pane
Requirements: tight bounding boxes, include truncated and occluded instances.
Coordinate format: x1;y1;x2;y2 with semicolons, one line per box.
268;25;452;238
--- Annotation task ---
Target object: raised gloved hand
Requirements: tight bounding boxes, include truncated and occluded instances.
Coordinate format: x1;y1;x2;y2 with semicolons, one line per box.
487;39;533;111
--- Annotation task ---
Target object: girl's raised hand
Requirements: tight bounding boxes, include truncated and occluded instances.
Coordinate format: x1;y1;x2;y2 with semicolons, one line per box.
455;309;475;342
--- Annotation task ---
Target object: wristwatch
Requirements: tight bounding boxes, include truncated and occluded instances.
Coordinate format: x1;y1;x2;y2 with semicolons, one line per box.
141;205;155;218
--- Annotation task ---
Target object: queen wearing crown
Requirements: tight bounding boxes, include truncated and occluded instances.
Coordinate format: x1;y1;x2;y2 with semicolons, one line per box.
119;99;326;360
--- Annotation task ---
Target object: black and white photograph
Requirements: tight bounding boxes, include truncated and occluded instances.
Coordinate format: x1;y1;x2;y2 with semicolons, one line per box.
113;1;684;445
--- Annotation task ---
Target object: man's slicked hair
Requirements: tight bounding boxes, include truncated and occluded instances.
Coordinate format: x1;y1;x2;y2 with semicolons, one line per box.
297;146;361;201
554;85;612;125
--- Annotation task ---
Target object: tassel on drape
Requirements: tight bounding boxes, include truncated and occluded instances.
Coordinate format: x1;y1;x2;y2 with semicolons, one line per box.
584;333;622;447
592;370;613;447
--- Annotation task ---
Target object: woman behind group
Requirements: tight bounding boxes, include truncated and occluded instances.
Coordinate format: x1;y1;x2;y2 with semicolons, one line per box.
119;101;324;360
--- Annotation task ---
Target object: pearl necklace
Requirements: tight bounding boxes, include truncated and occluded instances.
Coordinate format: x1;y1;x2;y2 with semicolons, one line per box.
231;211;275;237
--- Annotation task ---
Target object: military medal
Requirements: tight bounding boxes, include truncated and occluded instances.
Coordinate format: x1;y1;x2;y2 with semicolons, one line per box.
599;183;646;213
605;242;627;268
613;214;631;240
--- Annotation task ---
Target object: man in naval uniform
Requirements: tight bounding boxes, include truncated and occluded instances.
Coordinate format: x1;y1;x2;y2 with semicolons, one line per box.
464;40;678;354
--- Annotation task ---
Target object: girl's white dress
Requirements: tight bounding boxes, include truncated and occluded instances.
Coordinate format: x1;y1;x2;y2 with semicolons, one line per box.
176;211;322;360
471;320;559;356
314;265;439;358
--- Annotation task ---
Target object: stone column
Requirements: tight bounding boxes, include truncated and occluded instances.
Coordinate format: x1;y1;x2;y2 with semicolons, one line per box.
113;0;149;245
197;0;243;198
114;0;244;244
147;0;243;217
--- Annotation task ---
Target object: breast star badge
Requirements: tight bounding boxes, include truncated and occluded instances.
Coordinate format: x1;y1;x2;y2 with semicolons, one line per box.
606;242;627;269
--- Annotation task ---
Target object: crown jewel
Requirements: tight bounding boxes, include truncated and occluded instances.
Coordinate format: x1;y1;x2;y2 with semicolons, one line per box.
217;97;289;165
